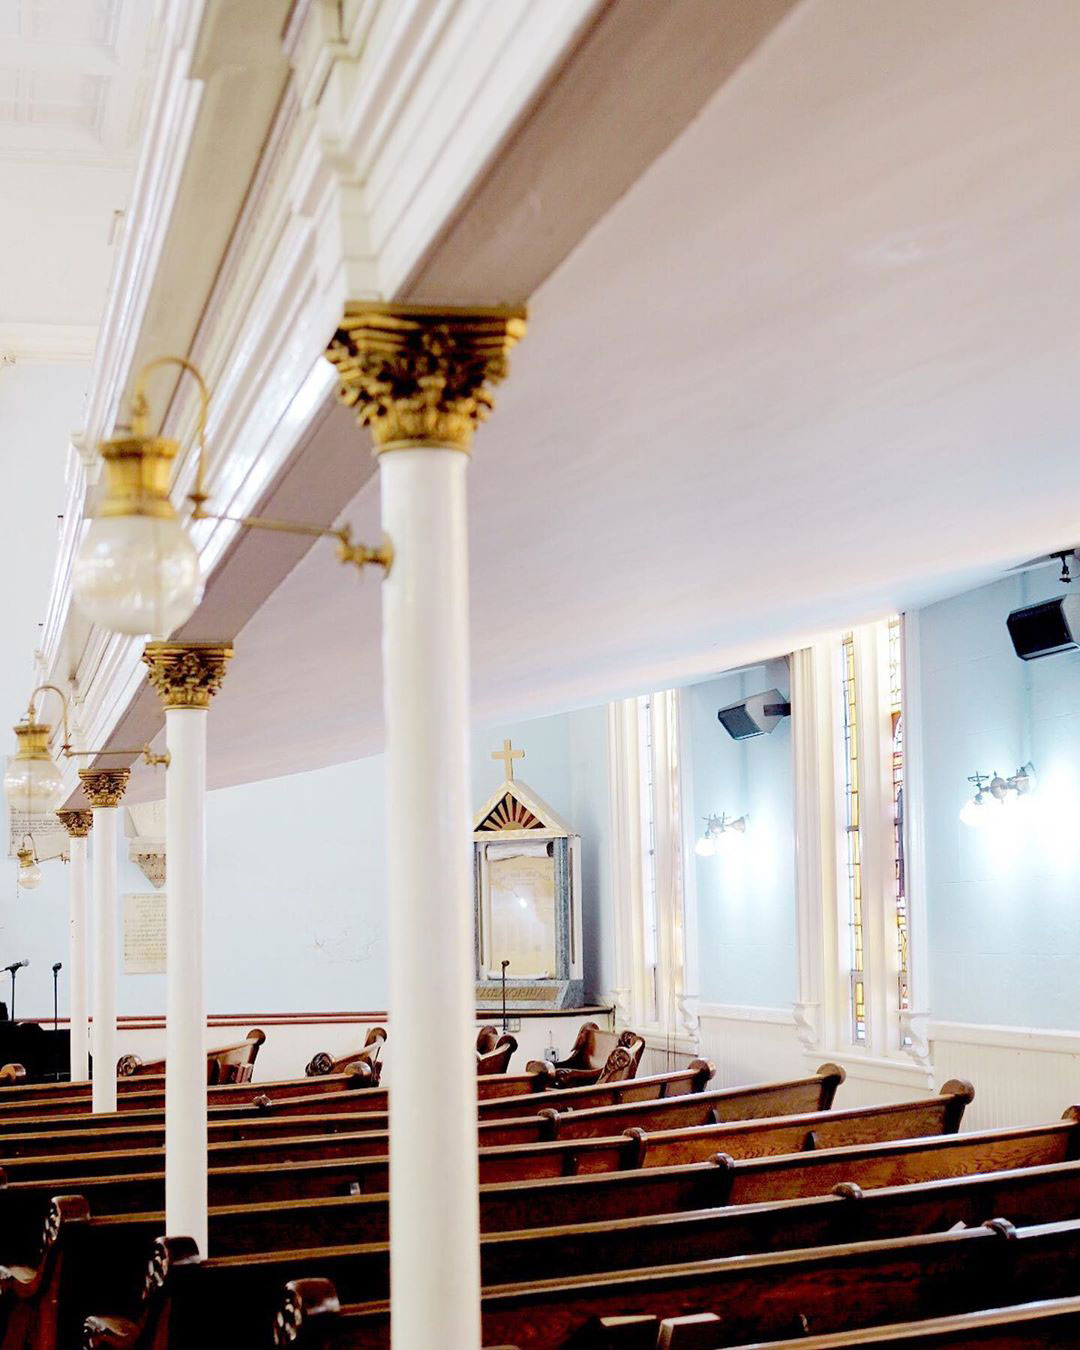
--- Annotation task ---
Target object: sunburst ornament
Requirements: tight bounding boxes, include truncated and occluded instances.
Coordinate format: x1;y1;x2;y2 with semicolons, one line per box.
477;792;544;832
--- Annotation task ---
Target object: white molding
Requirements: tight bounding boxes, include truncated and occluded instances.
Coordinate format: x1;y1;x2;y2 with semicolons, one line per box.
698;1002;794;1026
900;610;932;1067
0;323;98;364
929;1020;1080;1055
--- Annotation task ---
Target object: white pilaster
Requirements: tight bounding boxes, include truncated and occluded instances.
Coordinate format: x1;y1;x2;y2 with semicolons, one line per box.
381;447;481;1350
90;805;118;1112
142;641;232;1258
69;833;90;1081
165;706;208;1254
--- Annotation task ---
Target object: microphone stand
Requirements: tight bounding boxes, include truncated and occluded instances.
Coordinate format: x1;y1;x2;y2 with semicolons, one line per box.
8;967;16;1024
501;959;510;1033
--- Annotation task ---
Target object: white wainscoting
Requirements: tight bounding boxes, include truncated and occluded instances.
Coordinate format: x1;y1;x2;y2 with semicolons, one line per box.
929;1021;1080;1132
691;1004;1080;1130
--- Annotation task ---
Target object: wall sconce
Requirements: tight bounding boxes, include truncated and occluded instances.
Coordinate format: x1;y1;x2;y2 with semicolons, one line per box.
72;356;391;637
695;812;748;856
2;684;169;816
960;762;1036;828
15;836;41;890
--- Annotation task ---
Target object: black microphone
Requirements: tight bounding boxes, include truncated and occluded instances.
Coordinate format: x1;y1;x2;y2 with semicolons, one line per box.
3;960;28;974
52;962;62;974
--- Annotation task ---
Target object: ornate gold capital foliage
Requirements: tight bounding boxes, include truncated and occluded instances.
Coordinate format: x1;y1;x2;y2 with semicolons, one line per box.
143;642;234;710
56;809;93;838
325;303;527;453
78;769;130;808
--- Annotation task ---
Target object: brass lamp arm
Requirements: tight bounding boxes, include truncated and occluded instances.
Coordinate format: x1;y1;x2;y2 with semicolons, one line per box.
25;684;72;747
189;502;393;574
63;746;170;769
125;354;392;576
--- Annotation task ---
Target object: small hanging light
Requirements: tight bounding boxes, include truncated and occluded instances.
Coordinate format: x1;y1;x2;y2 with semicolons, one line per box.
15;836;42;890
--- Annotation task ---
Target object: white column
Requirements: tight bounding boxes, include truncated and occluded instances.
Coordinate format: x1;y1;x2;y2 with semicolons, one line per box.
382;448;481;1350
79;771;128;1113
63;821;92;1081
143;640;232;1260
165;707;208;1254
328;303;523;1350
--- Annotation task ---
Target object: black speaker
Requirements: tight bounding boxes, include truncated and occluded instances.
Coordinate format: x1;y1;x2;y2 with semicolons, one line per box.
1007;595;1080;661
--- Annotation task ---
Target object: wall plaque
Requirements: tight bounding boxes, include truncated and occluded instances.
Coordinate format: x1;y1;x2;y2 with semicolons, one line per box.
123;892;166;974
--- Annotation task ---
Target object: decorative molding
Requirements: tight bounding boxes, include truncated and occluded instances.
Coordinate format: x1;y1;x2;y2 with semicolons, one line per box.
0;323;98;364
928;1019;1080;1056
698;1002;795;1026
56;809;94;838
792;998;821;1048
78;769;131;808
130;848;166;889
142;642;234;710
326;304;527;452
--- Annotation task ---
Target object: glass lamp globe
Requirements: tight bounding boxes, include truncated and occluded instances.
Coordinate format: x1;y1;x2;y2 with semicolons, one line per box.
16;854;41;890
695;834;717;858
73;514;202;638
3;723;65;813
71;433;203;638
959;796;986;829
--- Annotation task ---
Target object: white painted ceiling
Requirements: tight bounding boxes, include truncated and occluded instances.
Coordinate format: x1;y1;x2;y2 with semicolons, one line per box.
134;0;1080;789
0;0;158;359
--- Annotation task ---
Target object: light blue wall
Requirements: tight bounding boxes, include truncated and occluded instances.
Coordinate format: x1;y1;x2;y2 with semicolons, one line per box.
687;660;796;1008
7;705;611;1019
919;563;1080;1030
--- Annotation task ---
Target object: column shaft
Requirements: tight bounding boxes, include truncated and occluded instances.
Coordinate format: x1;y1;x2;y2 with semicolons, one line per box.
69;835;90;1081
91;806;117;1112
382;448;480;1350
165;707;208;1254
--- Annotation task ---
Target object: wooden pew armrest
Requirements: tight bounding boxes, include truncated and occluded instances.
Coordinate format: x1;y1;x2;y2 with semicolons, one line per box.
83;1314;141;1349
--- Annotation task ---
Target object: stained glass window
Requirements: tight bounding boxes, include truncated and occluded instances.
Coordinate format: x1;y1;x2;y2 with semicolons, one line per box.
888;617;910;1043
841;631;866;1043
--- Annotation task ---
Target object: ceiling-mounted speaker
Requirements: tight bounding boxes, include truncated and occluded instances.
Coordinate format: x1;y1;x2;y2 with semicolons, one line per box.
1007;595;1080;661
717;688;791;741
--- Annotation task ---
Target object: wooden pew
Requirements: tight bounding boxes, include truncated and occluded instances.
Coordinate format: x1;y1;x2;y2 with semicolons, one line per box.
304;1027;386;1081
477;1026;518;1075
724;1294;1080;1347
27;1154;1080;1348
0;1070;378;1122
526;1023;647;1087
0;1059;715;1116
0;1065;844;1161
0;1087;972;1189
0;1107;1062;1264
239;1215;1080;1350
116;1028;266;1083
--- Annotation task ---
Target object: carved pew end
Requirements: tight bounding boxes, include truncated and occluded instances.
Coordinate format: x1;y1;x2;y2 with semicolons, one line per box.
0;1062;26;1084
816;1061;846;1108
940;1077;976;1132
273;1278;341;1348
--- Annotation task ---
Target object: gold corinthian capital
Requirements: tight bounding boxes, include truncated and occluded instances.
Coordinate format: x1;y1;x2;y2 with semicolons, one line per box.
142;642;234;710
325;303;527;454
78;770;130;808
56;809;94;838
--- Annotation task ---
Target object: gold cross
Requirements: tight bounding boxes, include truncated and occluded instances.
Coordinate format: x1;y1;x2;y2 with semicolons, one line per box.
492;739;525;781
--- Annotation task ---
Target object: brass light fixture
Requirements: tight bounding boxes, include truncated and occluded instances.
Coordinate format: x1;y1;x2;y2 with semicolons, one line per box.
15;835;41;890
959;763;1036;828
72;357;392;637
2;683;169;817
695;812;749;857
